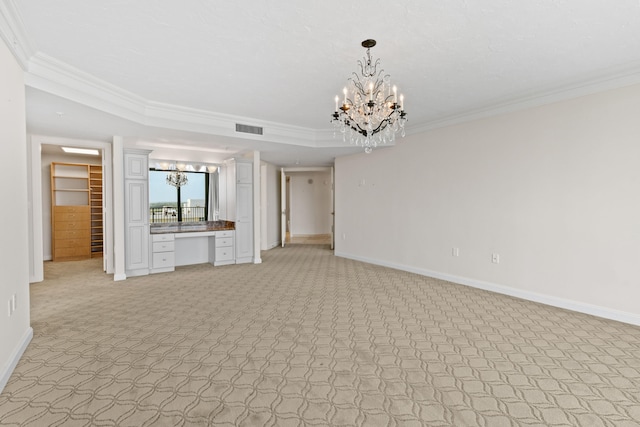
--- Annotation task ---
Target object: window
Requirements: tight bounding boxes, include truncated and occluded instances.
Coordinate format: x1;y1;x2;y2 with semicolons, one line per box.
149;170;208;223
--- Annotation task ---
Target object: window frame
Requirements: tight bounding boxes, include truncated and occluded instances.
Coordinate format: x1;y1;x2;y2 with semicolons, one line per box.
149;169;209;223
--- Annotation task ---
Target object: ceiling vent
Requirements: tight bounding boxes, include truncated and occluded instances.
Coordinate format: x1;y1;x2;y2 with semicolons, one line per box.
235;123;263;135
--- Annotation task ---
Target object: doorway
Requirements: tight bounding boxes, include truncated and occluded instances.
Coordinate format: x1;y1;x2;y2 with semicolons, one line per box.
280;167;334;248
29;136;113;282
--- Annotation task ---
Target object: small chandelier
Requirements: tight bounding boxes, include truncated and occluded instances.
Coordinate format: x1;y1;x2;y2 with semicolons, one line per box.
332;39;407;153
166;171;188;187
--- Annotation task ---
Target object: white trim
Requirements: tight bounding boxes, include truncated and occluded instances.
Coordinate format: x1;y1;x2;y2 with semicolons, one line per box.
24;53;322;147
408;64;640;136
0;0;34;69
27;135;43;282
0;327;33;394
28;135;114;280
112;137;126;281
4;0;640;148
22;50;640;151
101;145;114;274
253;152;262;264
16;45;640;151
335;251;640;327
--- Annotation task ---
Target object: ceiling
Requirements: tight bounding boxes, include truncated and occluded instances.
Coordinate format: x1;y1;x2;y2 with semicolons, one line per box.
3;1;640;167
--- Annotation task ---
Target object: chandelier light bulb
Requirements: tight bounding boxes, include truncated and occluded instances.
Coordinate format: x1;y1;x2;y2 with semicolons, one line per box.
331;39;408;153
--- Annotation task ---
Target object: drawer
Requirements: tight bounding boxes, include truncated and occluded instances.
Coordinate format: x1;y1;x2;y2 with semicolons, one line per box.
56;212;86;221
215;237;233;248
153;251;175;268
55;206;90;214
152;234;175;242
215;247;234;261
55;246;91;258
152;241;175;253
55;220;90;230
55;229;90;239
217;230;234;238
55;237;90;248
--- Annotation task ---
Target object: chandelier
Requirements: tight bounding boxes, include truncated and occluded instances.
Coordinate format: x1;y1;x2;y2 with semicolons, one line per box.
166;171;188;187
332;39;407;153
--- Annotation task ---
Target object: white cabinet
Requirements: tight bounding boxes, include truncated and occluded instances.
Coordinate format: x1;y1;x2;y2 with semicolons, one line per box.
236;161;252;184
124;149;151;277
212;230;235;266
150;234;175;274
234;161;253;264
124;153;148;179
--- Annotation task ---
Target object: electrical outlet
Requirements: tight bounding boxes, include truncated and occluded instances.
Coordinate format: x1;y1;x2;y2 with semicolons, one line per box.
452;247;459;257
342;233;346;241
492;253;500;264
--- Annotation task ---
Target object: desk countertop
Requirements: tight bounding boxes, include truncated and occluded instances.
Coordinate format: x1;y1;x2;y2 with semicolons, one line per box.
150;220;235;234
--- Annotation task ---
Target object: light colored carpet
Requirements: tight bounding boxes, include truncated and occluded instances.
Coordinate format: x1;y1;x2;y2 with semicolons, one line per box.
1;245;640;426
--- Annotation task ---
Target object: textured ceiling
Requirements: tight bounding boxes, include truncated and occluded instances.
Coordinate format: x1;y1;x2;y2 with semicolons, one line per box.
5;0;640;166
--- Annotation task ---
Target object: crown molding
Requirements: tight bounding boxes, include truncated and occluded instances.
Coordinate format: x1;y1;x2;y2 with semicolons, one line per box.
408;62;640;136
26;53;148;122
0;0;35;69
26;47;640;150
8;0;640;148
24;52;329;148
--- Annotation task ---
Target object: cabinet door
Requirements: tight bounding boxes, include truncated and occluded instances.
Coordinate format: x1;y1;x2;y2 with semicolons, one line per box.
235;222;252;261
235;183;253;261
126;224;149;271
236;183;252;223
126;181;147;224
236;162;252;184
125;180;149;272
124;152;148;180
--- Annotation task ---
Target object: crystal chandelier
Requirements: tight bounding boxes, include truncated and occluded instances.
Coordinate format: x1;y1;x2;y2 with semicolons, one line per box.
332;39;407;153
166;171;188;187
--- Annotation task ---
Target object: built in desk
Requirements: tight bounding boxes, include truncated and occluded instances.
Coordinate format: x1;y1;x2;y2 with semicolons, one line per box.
149;221;236;273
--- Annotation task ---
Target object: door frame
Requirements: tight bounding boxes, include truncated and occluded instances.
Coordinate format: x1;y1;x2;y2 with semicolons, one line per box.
280;166;333;248
28;135;114;282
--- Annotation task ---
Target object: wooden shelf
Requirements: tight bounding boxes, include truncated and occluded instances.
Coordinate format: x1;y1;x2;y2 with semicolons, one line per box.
89;165;103;258
51;163;90;261
51;162;104;261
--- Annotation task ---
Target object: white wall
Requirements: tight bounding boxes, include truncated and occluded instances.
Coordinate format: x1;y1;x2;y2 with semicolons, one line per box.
335;82;640;325
0;38;32;392
41;150;101;260
289;171;332;236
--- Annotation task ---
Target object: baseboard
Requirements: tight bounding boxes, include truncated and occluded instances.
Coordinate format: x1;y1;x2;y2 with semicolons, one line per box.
261;241;280;251
335;251;640;327
0;327;33;394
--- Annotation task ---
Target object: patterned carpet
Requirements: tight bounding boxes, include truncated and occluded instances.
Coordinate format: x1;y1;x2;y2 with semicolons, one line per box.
1;245;640;426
